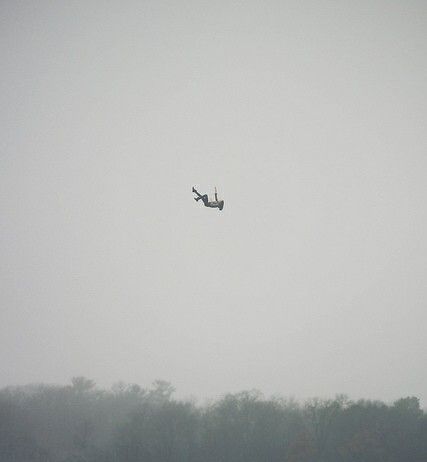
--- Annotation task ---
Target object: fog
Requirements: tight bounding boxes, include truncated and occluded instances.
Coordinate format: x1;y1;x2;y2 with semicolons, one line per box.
1;382;426;461
1;0;427;406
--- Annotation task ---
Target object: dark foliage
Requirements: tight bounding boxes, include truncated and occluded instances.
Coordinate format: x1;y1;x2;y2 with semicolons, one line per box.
0;379;426;462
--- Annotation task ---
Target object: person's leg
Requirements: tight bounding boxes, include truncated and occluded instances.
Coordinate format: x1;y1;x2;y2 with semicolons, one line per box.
193;188;210;205
192;186;203;198
200;194;209;205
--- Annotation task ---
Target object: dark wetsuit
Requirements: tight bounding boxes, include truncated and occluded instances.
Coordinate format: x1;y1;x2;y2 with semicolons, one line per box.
192;187;224;210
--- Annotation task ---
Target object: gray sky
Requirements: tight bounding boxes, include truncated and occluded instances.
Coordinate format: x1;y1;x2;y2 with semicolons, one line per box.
1;1;427;404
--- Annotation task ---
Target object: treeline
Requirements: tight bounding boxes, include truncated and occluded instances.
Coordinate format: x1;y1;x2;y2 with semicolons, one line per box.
0;378;426;462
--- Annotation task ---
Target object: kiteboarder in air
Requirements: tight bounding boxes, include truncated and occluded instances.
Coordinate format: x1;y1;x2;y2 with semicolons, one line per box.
192;186;224;211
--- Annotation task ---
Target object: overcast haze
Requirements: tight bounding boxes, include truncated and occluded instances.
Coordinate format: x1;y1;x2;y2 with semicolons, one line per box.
1;1;427;404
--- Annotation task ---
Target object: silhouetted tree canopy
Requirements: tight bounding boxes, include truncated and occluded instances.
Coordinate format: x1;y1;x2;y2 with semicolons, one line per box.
0;379;426;462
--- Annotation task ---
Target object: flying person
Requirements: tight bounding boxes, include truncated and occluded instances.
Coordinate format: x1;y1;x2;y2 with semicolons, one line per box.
192;186;224;211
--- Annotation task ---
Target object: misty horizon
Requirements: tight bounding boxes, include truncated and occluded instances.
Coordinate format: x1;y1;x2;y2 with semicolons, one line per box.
1;0;427;410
